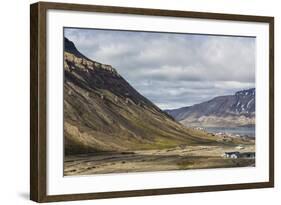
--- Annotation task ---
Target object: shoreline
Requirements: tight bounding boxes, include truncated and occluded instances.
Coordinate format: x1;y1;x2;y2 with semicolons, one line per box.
190;126;255;139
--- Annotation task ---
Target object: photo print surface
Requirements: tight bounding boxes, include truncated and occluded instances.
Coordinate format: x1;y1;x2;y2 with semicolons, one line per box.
63;27;256;176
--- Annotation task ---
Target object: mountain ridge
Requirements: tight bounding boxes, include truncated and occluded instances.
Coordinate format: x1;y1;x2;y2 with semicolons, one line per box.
165;88;255;128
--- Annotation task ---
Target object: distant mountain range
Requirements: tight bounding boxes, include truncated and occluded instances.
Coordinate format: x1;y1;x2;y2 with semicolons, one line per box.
165;88;255;128
63;37;221;155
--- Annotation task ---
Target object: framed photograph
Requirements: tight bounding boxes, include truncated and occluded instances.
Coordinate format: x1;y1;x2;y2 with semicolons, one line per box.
30;2;274;202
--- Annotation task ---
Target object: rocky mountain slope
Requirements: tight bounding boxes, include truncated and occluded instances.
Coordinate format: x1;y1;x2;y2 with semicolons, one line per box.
63;37;221;155
165;88;255;127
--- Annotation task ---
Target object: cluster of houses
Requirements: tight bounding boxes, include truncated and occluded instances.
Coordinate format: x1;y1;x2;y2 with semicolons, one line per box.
223;151;255;159
193;127;205;131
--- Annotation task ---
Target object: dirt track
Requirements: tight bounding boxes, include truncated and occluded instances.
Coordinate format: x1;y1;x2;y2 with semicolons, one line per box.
64;144;255;176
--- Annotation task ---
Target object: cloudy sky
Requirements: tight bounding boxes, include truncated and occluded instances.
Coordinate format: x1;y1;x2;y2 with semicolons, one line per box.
64;28;256;110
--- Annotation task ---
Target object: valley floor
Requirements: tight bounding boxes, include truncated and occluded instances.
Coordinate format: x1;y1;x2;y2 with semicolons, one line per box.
64;143;255;176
